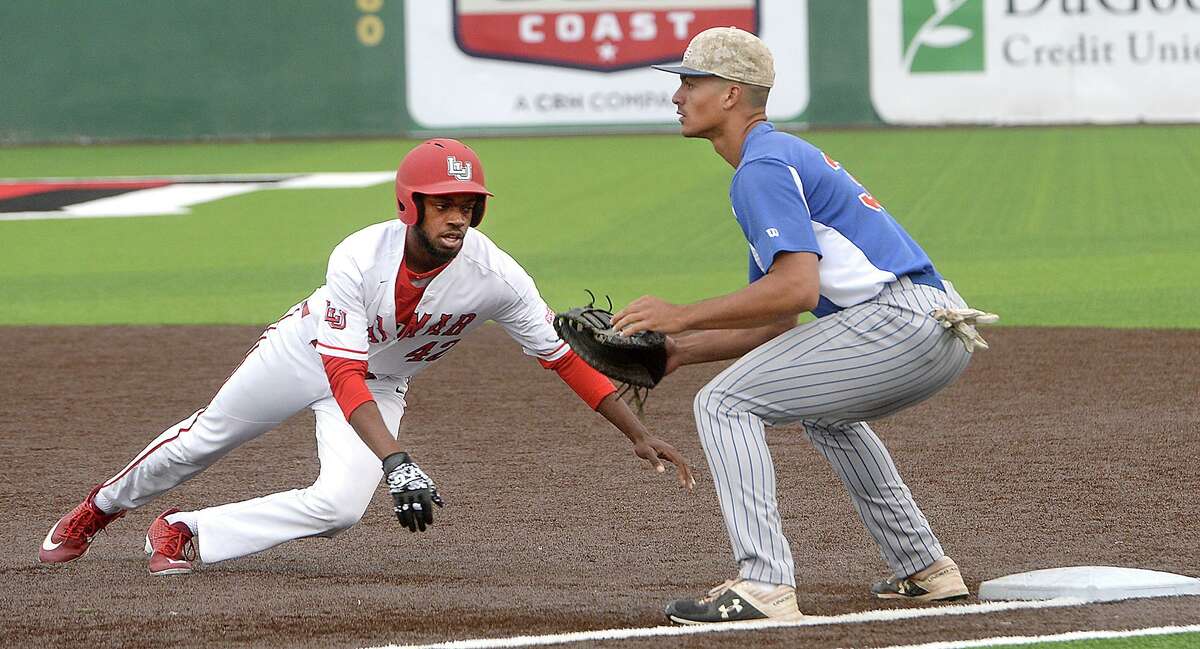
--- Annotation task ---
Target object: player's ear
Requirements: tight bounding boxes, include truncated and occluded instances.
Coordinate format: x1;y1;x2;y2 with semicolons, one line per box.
412;192;426;224
722;83;741;110
470;196;486;227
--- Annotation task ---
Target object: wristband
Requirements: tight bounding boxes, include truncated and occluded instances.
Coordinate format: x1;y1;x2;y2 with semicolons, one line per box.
382;451;411;475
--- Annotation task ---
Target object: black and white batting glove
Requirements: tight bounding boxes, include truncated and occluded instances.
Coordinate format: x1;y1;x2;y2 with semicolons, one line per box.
383;452;444;533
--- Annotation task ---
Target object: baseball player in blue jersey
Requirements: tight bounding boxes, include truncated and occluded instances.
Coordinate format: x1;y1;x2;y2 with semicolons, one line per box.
612;27;997;624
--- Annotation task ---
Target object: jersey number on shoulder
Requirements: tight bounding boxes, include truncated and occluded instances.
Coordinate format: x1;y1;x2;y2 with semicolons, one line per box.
822;152;884;213
405;339;460;363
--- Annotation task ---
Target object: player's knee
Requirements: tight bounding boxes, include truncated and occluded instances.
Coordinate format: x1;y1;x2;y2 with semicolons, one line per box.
304;490;368;534
693;381;732;419
326;507;366;534
328;493;372;532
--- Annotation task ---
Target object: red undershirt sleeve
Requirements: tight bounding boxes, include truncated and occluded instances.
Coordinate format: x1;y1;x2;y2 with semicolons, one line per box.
321;354;374;419
539;349;617;410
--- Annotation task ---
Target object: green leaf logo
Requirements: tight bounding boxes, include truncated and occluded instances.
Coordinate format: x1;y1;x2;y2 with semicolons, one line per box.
902;0;984;73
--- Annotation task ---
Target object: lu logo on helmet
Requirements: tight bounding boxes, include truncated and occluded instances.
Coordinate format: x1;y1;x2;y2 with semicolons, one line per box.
447;156;473;181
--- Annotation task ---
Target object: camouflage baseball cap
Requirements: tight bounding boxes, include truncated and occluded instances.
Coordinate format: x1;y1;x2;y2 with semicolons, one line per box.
652;26;774;88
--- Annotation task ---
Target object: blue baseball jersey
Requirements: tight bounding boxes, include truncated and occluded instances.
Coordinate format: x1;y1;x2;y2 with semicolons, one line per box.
731;122;941;318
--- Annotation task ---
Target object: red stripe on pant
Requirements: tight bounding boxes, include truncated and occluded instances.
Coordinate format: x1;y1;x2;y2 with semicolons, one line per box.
100;408;206;489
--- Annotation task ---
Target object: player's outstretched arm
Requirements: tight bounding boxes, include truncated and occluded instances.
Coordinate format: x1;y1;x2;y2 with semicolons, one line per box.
664;317;796;373
349;401;444;533
612;251;819;335
595;393;695;492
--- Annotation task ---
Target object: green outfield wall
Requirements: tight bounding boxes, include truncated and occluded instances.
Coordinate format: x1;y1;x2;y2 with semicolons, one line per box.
1;0;410;142
2;1;1196;144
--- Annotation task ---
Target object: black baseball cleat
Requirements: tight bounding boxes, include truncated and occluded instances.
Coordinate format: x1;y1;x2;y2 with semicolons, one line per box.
665;578;803;624
871;557;970;601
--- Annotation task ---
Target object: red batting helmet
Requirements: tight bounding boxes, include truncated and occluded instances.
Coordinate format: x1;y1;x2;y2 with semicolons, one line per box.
395;138;493;227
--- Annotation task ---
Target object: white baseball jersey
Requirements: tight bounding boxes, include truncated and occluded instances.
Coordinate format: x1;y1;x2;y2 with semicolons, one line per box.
95;219;574;565
305;220;570;376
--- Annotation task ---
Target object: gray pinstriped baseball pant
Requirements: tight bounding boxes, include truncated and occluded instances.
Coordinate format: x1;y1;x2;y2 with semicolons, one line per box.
694;276;973;587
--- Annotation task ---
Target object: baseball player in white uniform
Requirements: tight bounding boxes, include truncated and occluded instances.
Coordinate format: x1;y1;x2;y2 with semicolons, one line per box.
39;138;694;575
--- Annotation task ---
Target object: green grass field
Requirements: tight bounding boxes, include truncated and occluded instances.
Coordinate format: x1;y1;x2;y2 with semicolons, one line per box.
989;631;1199;649
1;124;1198;327
1;126;1197;647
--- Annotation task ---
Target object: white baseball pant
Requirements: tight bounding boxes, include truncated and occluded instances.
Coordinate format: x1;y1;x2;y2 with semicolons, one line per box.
96;303;408;563
695;276;973;587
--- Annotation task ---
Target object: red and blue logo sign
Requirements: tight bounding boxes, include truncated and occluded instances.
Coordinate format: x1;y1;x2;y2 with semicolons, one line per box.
452;0;759;72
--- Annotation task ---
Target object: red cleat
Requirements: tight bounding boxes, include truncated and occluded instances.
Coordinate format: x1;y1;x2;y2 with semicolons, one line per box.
39;486;126;564
144;509;197;576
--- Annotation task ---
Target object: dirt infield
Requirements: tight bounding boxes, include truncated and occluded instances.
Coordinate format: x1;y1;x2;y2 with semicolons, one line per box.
2;324;1198;649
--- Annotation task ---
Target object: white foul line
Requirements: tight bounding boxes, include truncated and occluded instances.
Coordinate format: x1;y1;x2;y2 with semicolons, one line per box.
875;624;1200;649
368;597;1094;649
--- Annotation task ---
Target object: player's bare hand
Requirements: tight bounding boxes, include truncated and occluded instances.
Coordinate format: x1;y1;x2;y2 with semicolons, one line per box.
384;452;445;533
613;296;689;336
633;436;696;492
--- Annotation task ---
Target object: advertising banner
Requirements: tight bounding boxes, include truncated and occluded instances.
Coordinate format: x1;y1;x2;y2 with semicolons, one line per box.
404;0;809;129
869;0;1200;124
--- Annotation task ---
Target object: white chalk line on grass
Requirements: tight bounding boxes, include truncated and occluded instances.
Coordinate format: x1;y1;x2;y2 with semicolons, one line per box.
875;623;1200;649
369;597;1092;649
